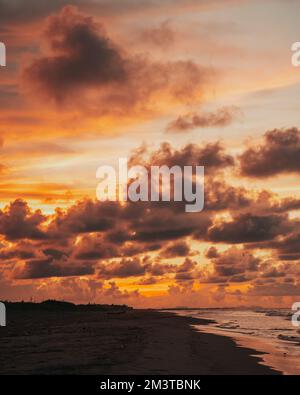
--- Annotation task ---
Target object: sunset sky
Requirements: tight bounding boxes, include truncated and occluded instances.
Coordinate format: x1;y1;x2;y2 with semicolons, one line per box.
1;0;300;307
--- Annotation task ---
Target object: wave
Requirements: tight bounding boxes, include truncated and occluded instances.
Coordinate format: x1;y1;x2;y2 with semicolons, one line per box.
277;334;300;344
216;321;240;330
256;309;292;319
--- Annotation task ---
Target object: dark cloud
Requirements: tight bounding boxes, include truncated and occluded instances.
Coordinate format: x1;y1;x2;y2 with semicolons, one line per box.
166;106;241;133
74;234;119;260
103;281;140;299
248;282;300;297
97;256;197;280
239;128;300;178
147;262;175;276
276;232;300;255
208;212;290;244
98;257;148;279
201;242;300;292
270;196;300;213
42;248;67;260
49;200;118;236
134;225;194;242
204;247;261;283
257;231;300;260
16;257;94;279
105;229;131;245
23;6;127;103
205;246;219;258
130;141;234;173
176;257;197;273
48;196;211;246
173;258;199;282
160;241;190;258
260;266;285;278
136;276;158;285
0;199;47;240
129;204;212;243
175;271;195;281
213;248;260;277
23;6;211;113
204;179;250;211
278;253;300;261
0;242;36;260
2;137;300;288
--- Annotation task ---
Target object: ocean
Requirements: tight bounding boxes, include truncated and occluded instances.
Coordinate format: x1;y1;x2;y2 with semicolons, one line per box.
168;308;300;374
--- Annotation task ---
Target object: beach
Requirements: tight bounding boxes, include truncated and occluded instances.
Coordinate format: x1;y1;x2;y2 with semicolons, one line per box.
0;308;279;375
172;308;300;375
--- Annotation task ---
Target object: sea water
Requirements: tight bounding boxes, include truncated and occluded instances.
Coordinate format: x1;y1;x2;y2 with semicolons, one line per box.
168;308;300;374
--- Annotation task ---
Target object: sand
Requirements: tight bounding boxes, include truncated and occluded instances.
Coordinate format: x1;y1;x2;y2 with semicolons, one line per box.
0;309;279;375
196;325;300;375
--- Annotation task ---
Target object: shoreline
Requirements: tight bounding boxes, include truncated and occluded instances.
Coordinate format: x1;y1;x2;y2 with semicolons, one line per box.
194;324;300;375
0;308;279;374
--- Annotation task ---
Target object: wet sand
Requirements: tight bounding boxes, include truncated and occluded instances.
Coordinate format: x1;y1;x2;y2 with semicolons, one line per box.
196;325;300;375
0;309;279;375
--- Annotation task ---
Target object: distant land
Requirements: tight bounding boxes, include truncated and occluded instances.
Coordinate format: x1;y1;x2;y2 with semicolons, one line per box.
1;299;132;313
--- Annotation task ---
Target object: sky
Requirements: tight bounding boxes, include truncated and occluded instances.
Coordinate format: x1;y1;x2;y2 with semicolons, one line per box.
1;0;300;307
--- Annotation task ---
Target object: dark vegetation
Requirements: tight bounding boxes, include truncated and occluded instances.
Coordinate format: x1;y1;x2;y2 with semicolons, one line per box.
0;299;132;313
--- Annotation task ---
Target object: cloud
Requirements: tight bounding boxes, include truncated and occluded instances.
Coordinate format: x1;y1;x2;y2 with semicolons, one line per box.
15;257;94;279
42;248;67;260
208;212;291;244
0;199;47;240
204;247;261;283
98;257;148;279
239;128;300;178
0;0;245;24
205;246;219;258
253;230;300;261
23;6;211;114
129;141;234;173
160;241;190;258
23;6;127;103
1;137;300;300
103;281;140;299
49;200;119;236
248;282;300;297
140;20;175;48
214;248;260;276
74;234;119;260
177;257;197;272
136;276;158;285
0;241;36;260
204;179;250;211
166;106;241;133
275;232;300;256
